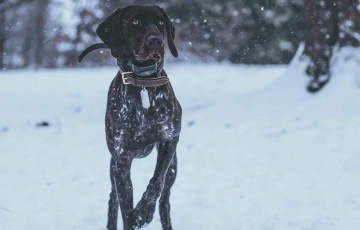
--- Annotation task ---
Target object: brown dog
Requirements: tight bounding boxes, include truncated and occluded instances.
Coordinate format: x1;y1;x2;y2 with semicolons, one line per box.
80;5;181;230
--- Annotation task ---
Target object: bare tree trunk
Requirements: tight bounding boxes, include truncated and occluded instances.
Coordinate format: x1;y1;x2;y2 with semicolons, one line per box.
20;0;49;68
0;9;5;69
303;0;338;93
303;0;360;93
0;0;7;69
33;0;49;67
22;34;32;67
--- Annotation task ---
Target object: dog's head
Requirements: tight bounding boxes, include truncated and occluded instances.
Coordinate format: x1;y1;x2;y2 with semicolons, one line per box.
96;5;178;69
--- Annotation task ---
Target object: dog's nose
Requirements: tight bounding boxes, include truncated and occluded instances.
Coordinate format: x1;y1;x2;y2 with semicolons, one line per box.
146;35;163;49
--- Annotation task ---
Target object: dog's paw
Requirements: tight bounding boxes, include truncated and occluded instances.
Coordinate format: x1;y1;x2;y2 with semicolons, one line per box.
130;199;156;229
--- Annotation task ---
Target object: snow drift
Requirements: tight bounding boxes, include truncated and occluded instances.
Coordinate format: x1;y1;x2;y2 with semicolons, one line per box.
0;50;359;229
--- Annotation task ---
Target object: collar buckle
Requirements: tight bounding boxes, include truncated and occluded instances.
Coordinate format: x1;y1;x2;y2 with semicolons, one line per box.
121;72;132;85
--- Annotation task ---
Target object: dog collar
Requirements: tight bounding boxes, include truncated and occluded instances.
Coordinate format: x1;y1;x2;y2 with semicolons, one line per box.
117;59;169;87
120;71;169;87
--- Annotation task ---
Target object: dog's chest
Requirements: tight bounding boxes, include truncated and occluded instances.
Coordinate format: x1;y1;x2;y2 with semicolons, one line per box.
116;86;181;142
135;89;179;140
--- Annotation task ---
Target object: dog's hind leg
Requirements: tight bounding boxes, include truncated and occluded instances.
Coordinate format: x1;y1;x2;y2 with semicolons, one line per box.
107;158;119;230
159;153;177;230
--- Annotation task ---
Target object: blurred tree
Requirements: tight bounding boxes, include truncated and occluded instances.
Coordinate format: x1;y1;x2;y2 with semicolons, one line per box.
22;0;49;67
338;0;360;47
0;1;4;69
99;0;167;15
0;0;36;69
33;0;50;67
0;0;34;12
166;0;304;64
304;0;338;92
60;0;305;65
304;0;359;93
67;7;101;66
99;0;126;16
8;0;356;70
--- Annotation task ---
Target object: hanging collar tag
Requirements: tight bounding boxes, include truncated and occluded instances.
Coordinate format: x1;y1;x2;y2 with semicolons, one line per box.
140;88;151;109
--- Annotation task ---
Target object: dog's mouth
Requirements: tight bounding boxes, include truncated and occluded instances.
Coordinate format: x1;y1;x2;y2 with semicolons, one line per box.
132;59;156;68
133;49;162;64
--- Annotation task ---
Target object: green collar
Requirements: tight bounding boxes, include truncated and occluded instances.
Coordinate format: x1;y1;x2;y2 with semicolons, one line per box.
117;59;158;77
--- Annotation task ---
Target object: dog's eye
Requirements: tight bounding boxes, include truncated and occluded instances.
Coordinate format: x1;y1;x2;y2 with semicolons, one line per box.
132;19;140;25
158;20;164;26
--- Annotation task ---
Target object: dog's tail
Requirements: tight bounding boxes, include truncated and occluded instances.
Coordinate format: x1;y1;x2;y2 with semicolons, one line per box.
78;43;109;62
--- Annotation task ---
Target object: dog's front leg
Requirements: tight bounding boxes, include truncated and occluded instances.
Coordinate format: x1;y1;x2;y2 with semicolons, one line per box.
131;137;179;228
111;153;134;230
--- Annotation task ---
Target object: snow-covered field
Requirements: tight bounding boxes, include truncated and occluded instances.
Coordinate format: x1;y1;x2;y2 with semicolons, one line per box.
1;51;360;230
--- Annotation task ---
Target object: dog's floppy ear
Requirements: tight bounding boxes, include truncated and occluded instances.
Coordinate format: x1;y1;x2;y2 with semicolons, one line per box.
78;8;123;62
157;7;178;58
96;8;123;49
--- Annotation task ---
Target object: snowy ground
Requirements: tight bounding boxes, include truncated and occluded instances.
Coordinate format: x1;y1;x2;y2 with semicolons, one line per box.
1;51;360;230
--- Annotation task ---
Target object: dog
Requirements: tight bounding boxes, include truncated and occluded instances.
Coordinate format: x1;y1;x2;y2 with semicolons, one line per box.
79;5;181;230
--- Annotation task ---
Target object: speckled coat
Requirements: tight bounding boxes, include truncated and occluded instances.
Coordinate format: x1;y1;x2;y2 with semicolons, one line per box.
105;70;181;230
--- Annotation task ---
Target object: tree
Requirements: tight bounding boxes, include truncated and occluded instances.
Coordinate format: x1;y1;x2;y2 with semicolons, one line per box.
0;0;34;12
304;0;360;93
166;0;303;64
338;0;360;46
21;0;49;67
0;0;36;69
0;3;5;69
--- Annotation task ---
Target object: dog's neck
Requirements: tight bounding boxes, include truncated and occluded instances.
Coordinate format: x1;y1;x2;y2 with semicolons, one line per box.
117;59;160;77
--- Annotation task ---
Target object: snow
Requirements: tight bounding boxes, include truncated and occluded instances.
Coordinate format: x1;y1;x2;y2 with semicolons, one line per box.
1;48;360;230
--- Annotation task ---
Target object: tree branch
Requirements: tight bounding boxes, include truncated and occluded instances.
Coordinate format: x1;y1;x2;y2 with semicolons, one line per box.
0;0;35;13
341;25;360;42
